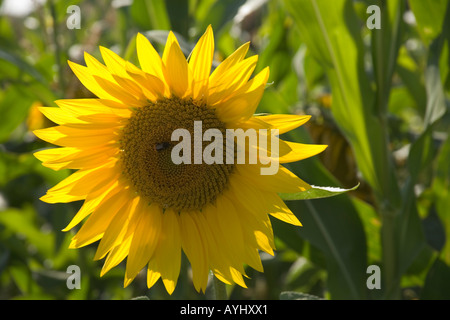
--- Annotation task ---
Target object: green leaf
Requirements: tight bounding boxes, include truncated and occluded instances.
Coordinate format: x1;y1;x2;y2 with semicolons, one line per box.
351;197;381;265
432;132;450;265
0;207;54;258
194;0;247;34
395;181;427;278
0;49;47;85
0;86;34;143
423;11;449;128
395;47;427;117
142;30;193;56
396;5;450;284
0;246;10;276
130;0;171;31
371;0;404;116
0;151;69;188
280;291;324;300
421;258;450;299
407;127;437;181
165;0;189;38
409;0;449;46
274;129;368;300
279;183;359;201
131;296;150;300
283;0;400;206
9;265;34;295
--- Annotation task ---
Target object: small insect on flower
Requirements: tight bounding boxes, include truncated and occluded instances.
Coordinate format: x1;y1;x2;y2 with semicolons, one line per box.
155;142;171;152
33;26;327;294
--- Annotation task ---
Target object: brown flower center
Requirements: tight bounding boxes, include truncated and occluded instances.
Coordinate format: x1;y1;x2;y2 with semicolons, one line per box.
120;97;234;211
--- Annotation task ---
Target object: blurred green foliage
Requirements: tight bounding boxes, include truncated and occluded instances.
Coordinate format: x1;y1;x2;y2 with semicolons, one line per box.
0;0;449;300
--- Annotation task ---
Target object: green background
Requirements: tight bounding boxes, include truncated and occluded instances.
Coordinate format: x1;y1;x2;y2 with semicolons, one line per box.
0;0;449;300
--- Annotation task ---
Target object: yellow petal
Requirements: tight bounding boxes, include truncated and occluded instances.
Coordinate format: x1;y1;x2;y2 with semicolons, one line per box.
99;46;129;78
64;181;124;233
205;196;246;270
208;55;258;106
136;33;166;82
101;235;132;277
189;25;214;101
34;125;118;148
244;247;264;273
156;208;181;295
179;211;208;293
68;60;118;101
93;194;140;260
194;211;228;274
232;176;301;226
35;145;118;171
39;163;116;203
277;140;328;163
255;114;311;134
124;61;164;102
84;51;116;83
201;202;247;286
192;212;224;292
68;181;123;247
77;53;143;105
55;99;131;116
125;202;162;285
162;31;190;98
228;177;275;254
37;107;85;125
249;132;327;164
214;66;269;124
147;260;161;289
229;267;247;288
268;193;302;226
96;48;146;100
92;75;143;107
236;164;310;194
217;191;263;272
209;42;250;84
38;106;124;128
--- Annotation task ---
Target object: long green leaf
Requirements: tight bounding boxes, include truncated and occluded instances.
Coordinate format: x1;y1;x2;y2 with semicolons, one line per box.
371;0;404;116
0;49;47;85
432;131;450;265
422;5;449;128
279;183;359;200
421;258;450;299
0;86;34;143
397;3;450;282
283;0;406;298
280;291;324;300
409;0;449;45
284;0;400;205
274;128;367;299
130;0;171;31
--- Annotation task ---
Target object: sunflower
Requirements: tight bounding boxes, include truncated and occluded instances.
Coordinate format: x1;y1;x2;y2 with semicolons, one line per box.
33;26;327;294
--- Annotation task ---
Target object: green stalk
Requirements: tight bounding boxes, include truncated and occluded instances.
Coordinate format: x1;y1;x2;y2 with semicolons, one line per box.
371;0;404;300
49;0;66;96
212;275;228;300
380;202;399;299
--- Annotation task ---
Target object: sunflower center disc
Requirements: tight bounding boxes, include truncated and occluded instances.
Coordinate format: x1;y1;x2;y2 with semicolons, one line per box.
120;97;234;211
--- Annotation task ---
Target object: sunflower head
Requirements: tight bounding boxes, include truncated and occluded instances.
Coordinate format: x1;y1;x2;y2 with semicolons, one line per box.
120;96;234;211
33;26;326;294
